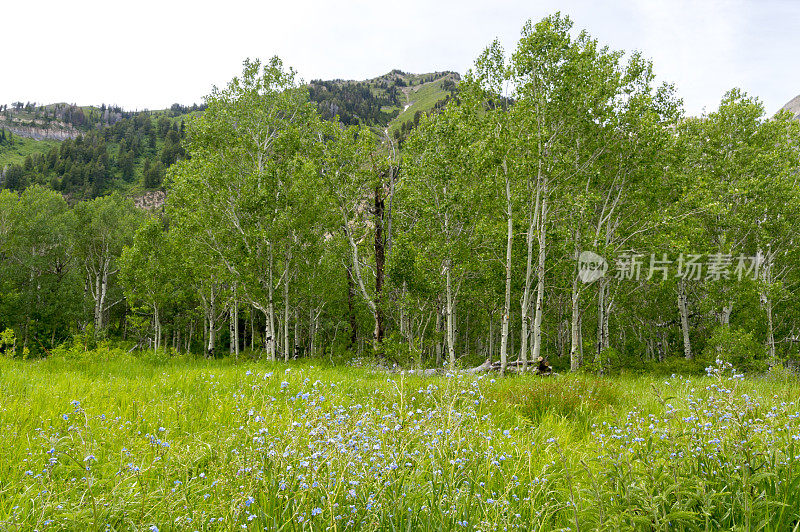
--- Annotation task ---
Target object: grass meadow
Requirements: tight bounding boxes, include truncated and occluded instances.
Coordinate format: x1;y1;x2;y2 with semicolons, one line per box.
0;135;60;168
2;348;800;531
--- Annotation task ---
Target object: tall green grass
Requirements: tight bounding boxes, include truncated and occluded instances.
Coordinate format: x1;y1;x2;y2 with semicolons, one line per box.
1;352;798;530
0;135;60;168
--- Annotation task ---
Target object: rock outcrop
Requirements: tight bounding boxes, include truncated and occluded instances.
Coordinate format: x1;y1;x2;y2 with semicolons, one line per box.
780;94;800;120
1;122;79;141
132;190;166;211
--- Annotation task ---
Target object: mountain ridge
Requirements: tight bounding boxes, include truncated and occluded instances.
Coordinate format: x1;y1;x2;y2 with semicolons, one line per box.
0;70;461;202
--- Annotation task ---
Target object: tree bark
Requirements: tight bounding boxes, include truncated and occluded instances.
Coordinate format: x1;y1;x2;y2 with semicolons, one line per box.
267;245;276;361
761;254;777;367
346;261;358;350
234;296;240;358
678;279;693;360
570;263;582;370
435;298;443;366
531;180;547;366
489;310;495;362
373;185;386;350
206;296;216;358
520;193;537;372
229;307;235;356
569;227;585;371
293;307;299;359
283;267;290;362
595;277;606;364
154;306;161;354
499;172;513;376
446;266;456;368
186;319;193;354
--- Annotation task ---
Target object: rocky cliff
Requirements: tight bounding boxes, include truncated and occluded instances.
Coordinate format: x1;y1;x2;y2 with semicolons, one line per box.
132;190;166;211
0;121;79;140
780;94;800;120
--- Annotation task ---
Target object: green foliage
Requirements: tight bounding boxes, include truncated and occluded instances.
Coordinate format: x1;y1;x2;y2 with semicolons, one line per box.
2;357;799;529
1;106;191;198
487;375;620;422
50;326;104;360
640;356;707;376
702;324;767;373
0;132;60;168
3;15;800;390
381;334;425;367
0;328;16;357
309;78;399;126
0;186;80;352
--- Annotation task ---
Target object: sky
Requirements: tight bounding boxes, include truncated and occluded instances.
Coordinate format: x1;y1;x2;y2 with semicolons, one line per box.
3;0;799;117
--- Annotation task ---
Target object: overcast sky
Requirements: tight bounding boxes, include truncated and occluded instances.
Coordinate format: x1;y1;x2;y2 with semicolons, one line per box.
3;0;798;117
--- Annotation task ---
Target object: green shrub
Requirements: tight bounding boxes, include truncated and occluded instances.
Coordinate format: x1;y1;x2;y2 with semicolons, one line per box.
641;356;707;376
488;376;620;422
0;328;17;357
702;324;766;373
381;335;425;368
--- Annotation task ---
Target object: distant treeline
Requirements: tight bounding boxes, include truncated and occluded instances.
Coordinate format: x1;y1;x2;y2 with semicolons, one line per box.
309;79;401;126
1;113;186;198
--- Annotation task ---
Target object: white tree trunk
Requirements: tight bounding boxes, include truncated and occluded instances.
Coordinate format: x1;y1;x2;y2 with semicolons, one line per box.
206;297;216;358
283;268;290;362
446;266;456;368
520;191;538;372
229;306;235;356
570;267;582;371
234;298;239;358
267;246;276;361
309;308;315;358
435;301;443;366
531;185;547;365
293;307;299;359
250;308;255;350
153;306;161;353
488;311;495;362
595;277;606;364
499;174;513;376
603;299;611;351
761;254;777;367
186;320;194;353
93;273;102;331
678;279;692;360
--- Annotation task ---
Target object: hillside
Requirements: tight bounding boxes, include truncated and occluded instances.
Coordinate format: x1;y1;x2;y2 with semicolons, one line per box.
308;70;460;141
0;133;61;168
0;71;459;199
0;104;194;200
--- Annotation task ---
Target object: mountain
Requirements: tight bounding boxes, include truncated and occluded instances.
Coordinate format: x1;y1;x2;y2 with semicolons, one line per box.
780;94;800;120
0;104;194;199
308;70;460;140
0;70;460;199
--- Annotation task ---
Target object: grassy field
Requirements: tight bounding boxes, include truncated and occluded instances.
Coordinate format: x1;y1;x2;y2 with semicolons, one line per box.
1;350;799;531
388;80;451;133
0;135;61;168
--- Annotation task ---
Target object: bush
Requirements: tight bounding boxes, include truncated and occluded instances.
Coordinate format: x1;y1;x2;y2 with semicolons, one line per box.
381;335;425;368
702;324;766;373
0;328;30;359
641;356;707;376
489;376;620;422
0;328;17;357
